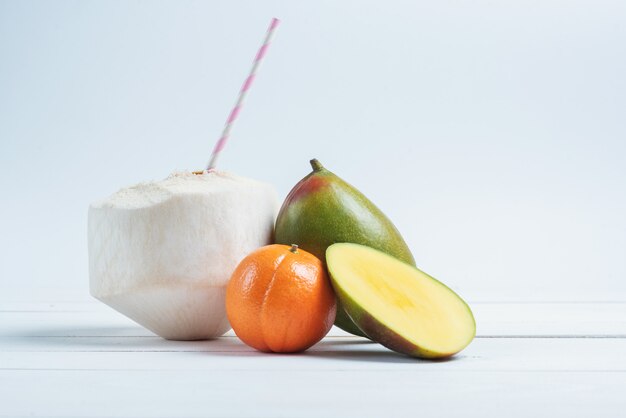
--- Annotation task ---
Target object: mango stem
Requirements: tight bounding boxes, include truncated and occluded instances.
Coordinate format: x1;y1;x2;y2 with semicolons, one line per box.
310;159;324;171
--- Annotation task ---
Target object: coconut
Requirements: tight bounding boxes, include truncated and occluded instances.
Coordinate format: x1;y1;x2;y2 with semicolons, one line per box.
88;171;278;340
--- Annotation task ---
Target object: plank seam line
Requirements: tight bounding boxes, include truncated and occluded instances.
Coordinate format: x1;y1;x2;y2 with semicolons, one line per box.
1;368;626;373
3;335;626;339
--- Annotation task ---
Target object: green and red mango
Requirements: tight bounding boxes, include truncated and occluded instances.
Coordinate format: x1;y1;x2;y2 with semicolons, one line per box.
274;159;416;336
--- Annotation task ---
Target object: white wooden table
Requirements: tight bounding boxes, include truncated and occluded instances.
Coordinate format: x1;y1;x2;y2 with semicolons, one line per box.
1;291;625;417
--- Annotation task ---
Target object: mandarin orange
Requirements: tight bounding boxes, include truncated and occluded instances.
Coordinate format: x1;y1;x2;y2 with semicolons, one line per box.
226;244;336;353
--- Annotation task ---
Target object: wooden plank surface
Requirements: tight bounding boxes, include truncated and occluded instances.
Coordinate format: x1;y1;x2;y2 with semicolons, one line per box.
1;369;624;418
2;301;626;337
1;297;625;417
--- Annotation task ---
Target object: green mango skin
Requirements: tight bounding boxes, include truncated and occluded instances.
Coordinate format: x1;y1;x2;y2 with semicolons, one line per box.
274;159;416;336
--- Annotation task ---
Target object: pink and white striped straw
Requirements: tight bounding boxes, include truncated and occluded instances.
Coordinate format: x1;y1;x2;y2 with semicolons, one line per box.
206;17;281;170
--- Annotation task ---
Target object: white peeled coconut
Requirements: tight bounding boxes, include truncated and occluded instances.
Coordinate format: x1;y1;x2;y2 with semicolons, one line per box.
88;171;278;340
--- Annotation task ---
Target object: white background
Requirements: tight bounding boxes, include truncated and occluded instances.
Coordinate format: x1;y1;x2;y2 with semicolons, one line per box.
1;0;625;301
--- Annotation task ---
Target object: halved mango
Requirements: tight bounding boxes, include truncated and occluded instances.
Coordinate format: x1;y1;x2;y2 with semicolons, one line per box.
326;243;475;359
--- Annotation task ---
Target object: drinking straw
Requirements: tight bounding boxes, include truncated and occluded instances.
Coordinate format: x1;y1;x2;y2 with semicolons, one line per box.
206;17;281;170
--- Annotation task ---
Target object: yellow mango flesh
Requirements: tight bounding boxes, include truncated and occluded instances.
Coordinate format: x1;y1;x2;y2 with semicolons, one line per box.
327;243;475;357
